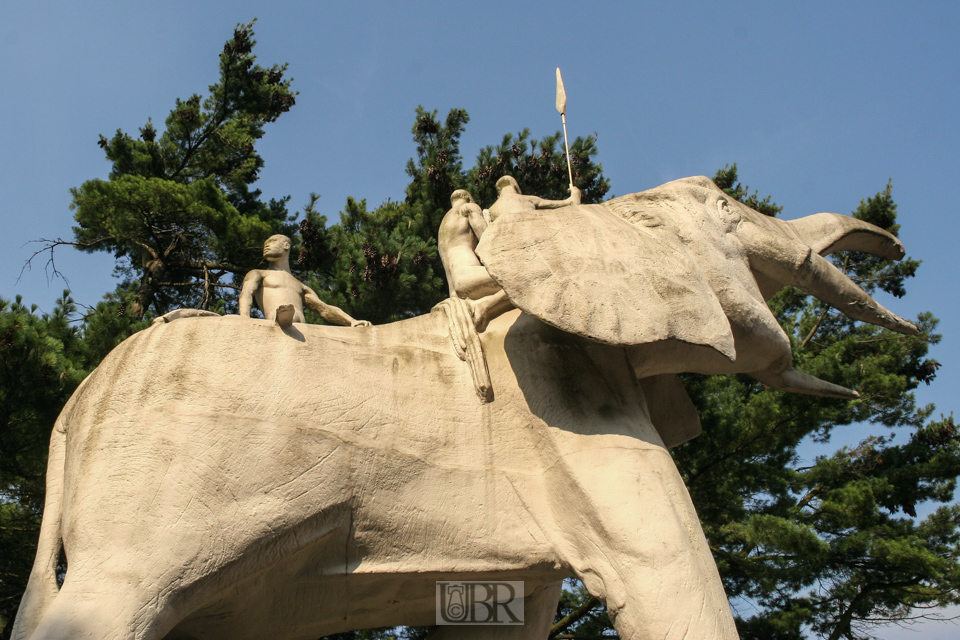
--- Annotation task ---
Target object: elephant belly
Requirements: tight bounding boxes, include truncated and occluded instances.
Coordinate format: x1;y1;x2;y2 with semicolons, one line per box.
173;570;564;640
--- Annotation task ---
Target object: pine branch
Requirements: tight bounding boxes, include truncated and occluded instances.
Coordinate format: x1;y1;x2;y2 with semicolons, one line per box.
550;596;602;638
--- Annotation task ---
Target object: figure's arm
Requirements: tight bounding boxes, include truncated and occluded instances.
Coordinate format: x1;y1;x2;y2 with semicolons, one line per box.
238;271;263;318
462;203;488;239
303;287;371;327
531;186;582;210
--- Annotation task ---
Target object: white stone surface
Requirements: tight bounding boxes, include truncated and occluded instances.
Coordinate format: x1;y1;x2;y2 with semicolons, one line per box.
14;177;917;640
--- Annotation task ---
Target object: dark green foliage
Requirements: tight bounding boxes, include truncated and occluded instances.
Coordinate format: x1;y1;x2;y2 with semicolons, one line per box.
319;627;429;640
846;181;919;300
404;107;473;236
550;580;614;638
297;196;442;325
75;286;153;365
544;168;957;640
467;129;609;207
714;163;783;217
71;21;298;318
0;289;147;637
4;31;957;636
0;294;83;631
2;24;293;635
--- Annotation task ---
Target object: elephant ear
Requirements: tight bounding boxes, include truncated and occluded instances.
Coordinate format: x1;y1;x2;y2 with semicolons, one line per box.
476;202;736;359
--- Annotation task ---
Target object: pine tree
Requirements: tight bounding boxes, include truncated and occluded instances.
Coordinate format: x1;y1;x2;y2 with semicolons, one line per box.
0;294;82;631
65;21;298;319
8;37;958;634
0;288;150;636
1;22;297;636
305;110;609;639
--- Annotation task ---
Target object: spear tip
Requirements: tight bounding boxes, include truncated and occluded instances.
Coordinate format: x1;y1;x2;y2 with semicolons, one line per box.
556;67;567;115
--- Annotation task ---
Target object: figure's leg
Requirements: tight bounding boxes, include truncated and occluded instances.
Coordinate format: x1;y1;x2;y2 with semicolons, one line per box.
428;581;562;640
275;303;295;328
453;266;503;300
468;290;514;332
550;446;739;640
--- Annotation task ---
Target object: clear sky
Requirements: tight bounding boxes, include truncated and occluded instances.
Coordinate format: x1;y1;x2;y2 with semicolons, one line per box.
2;2;958;637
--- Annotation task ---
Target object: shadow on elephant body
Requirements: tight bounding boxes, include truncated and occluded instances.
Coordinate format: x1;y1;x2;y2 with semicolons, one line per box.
501;313;663;446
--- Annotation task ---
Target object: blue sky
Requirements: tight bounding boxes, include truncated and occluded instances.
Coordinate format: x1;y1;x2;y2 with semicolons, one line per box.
2;2;959;636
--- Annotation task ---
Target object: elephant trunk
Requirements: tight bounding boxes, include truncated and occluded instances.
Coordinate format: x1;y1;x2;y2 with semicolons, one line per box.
792;250;918;335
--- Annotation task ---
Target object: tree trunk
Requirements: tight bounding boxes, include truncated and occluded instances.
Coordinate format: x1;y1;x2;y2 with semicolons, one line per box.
827;588;869;640
133;259;165;320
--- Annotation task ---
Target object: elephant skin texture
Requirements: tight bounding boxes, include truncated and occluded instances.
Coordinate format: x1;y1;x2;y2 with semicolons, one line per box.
14;310;735;640
15;177;917;640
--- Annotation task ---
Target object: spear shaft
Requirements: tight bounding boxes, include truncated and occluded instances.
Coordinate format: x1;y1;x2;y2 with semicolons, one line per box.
555;68;575;189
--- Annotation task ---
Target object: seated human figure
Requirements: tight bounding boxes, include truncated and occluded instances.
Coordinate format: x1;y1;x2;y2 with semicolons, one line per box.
438;177;580;331
488;174;581;220
239;234;371;328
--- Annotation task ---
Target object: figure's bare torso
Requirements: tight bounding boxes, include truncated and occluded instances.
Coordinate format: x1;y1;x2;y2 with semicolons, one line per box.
438;206;485;298
488;192;538;220
437;201;503;303
253;269;308;322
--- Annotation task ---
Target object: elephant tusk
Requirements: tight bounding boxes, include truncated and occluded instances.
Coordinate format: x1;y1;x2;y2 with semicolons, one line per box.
787;212;905;260
737;220;917;336
750;366;860;399
792;250;919;335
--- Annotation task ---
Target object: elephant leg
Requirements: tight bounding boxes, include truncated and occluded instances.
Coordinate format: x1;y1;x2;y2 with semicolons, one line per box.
550;445;739;640
26;573;180;640
427;581;562;640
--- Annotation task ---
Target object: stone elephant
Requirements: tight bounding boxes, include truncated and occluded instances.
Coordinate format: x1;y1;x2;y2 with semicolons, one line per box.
13;177;916;640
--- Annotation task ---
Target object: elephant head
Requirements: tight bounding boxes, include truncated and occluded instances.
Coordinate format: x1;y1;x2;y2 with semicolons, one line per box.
476;176;917;399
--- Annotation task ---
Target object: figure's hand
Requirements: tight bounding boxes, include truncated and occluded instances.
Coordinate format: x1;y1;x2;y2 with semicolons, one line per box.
351;320;372;327
568;186;582;205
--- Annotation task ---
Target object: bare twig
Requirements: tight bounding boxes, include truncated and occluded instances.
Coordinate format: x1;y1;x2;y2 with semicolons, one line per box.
800;306;830;349
200;262;211;309
158;281;241;290
18;236;114;286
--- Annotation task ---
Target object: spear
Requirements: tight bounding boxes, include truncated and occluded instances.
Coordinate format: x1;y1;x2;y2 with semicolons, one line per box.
555;67;575;190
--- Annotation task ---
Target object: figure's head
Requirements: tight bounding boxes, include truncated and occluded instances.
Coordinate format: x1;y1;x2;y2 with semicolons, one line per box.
450;189;474;206
263;234;292;261
496;175;521;195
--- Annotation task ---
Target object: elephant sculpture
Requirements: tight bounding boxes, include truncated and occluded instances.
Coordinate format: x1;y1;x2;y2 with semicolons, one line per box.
13;177;916;640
